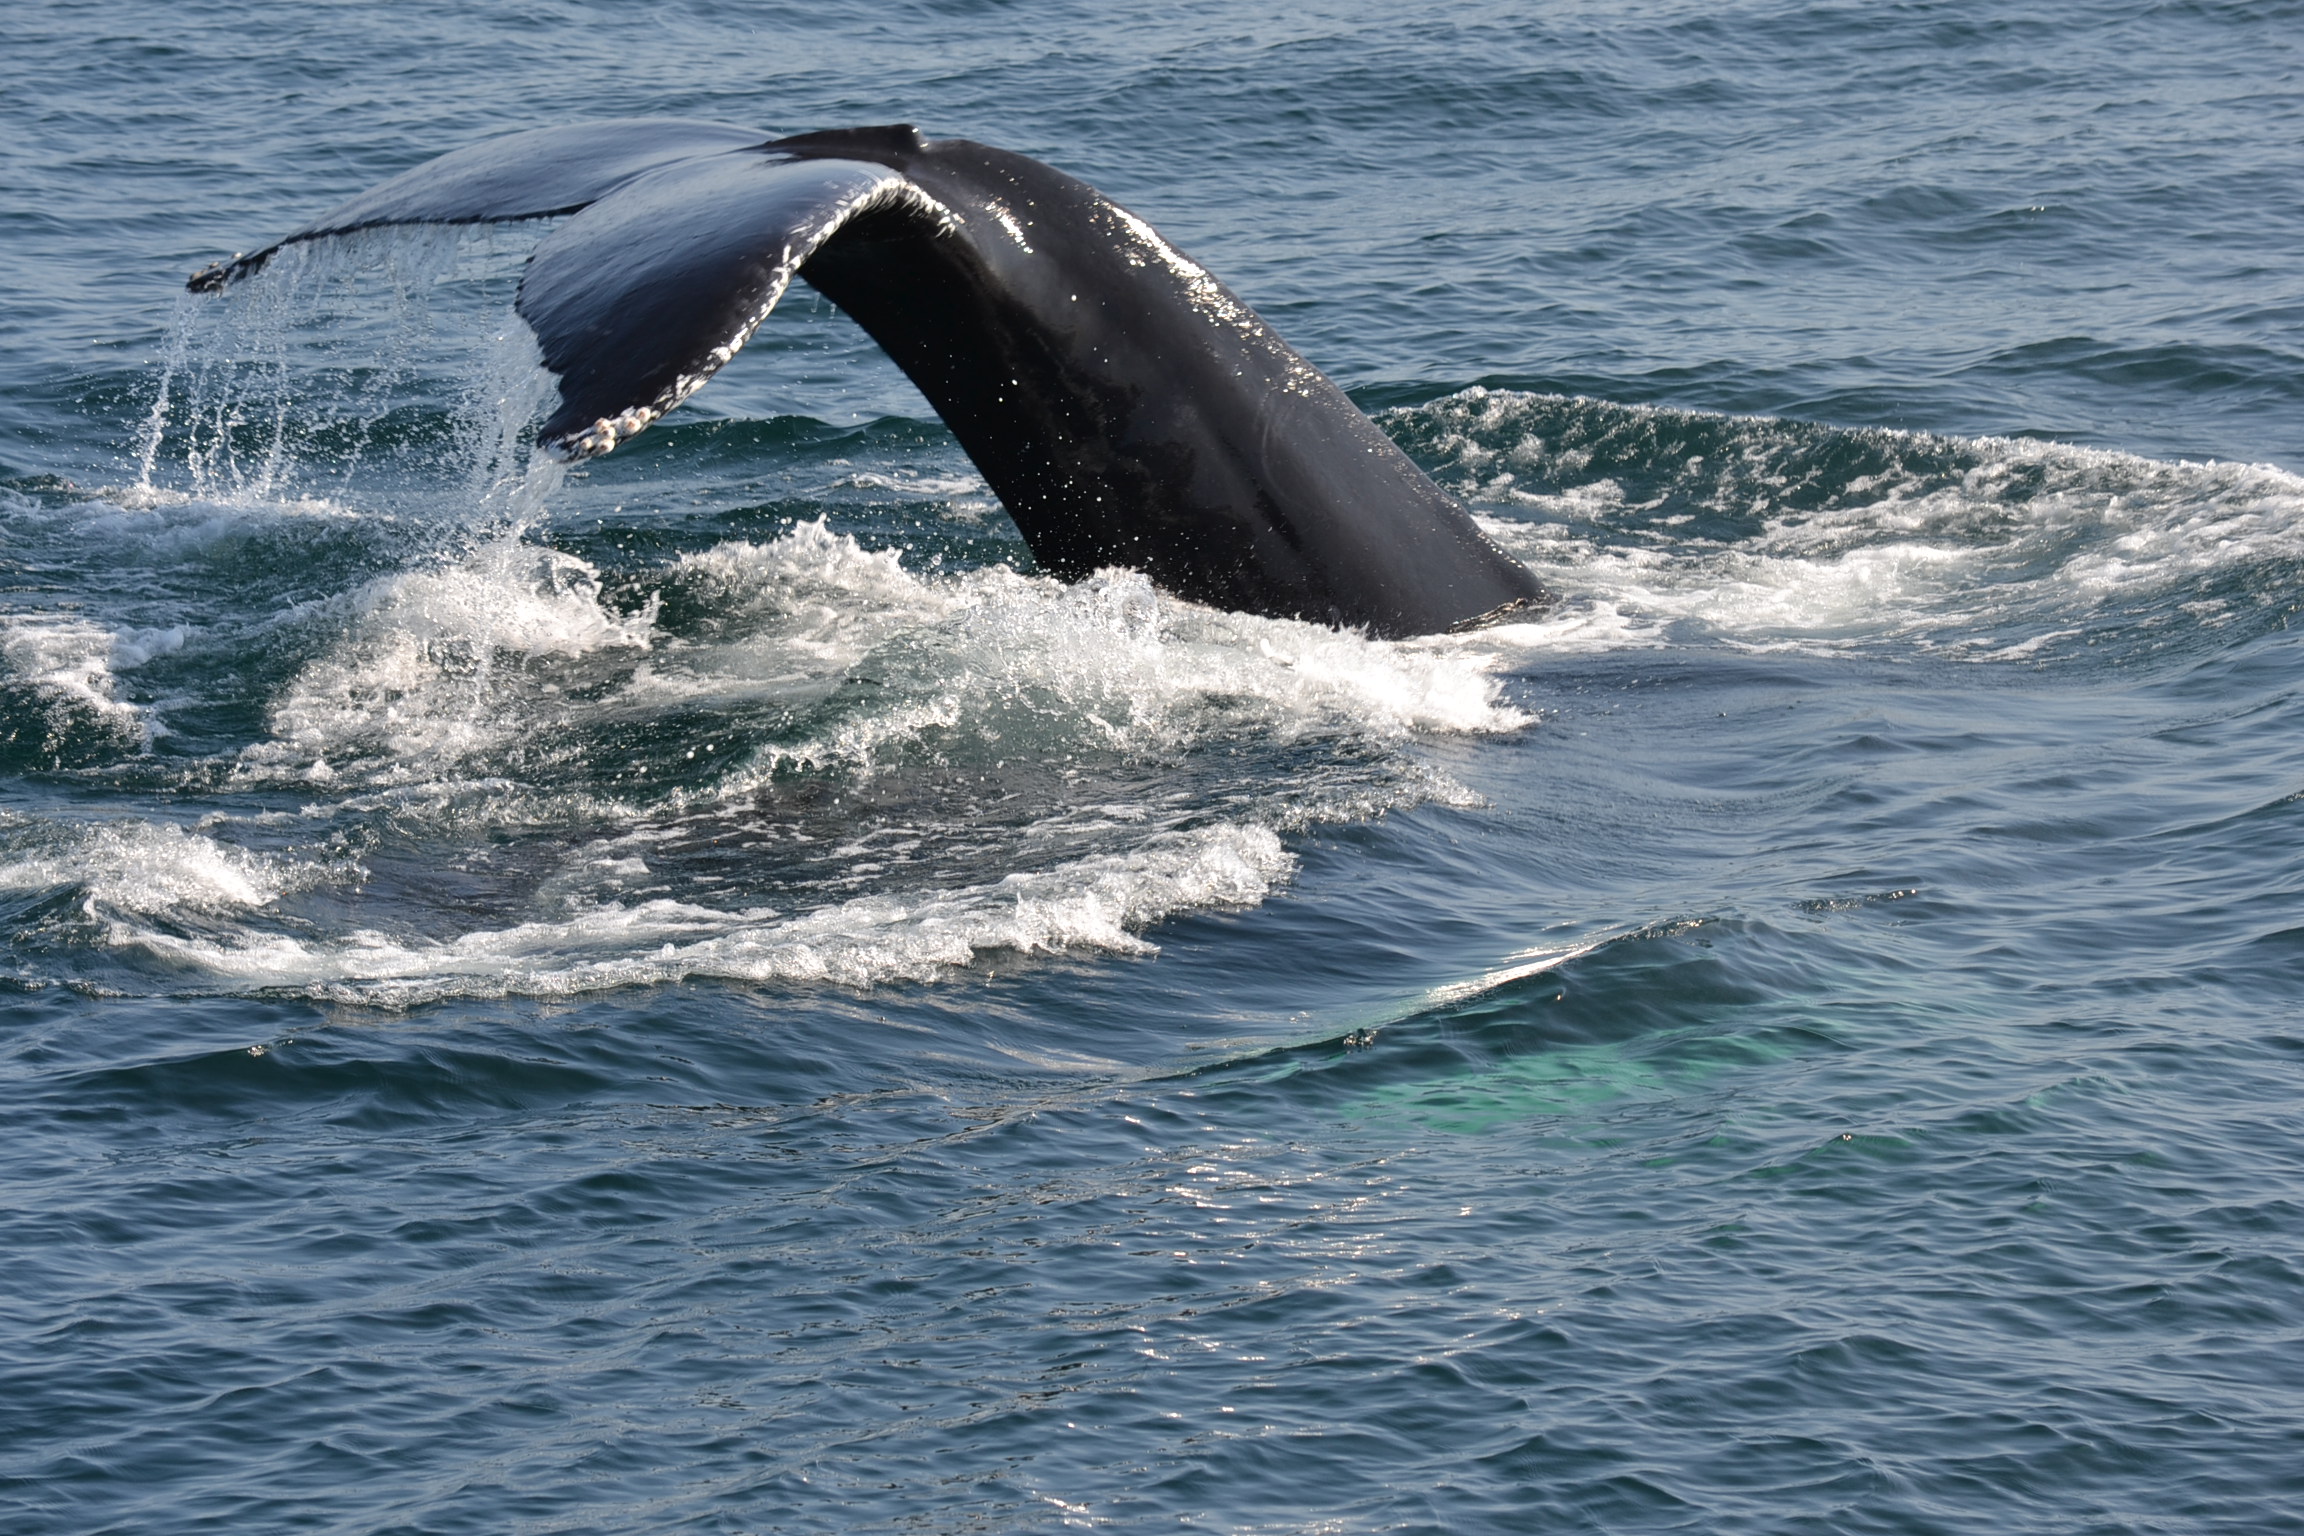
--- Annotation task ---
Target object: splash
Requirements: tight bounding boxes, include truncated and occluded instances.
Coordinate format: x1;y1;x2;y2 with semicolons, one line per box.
132;226;561;526
64;305;2304;1004
247;538;654;784
7;478;1528;998
72;517;1521;1003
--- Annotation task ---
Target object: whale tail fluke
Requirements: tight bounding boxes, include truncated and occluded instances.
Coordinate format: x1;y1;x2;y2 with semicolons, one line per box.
184;120;1545;636
184;121;955;466
187;119;772;292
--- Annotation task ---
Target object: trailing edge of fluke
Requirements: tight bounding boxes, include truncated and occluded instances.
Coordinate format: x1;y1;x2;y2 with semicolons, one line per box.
189;120;1543;638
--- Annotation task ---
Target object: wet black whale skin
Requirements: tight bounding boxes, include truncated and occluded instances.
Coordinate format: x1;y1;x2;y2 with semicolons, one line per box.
194;122;1541;637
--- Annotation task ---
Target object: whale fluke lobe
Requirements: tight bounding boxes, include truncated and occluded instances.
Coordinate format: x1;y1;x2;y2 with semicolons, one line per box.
518;154;948;457
188;120;771;291
189;121;1542;636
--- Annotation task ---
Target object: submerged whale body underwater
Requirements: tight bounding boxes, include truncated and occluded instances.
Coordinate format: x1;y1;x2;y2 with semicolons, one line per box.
191;119;1541;639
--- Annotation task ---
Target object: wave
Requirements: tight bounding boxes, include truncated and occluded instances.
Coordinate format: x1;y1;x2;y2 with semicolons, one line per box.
1403;387;2304;661
15;378;2304;997
124;821;1294;1007
0;512;1524;1000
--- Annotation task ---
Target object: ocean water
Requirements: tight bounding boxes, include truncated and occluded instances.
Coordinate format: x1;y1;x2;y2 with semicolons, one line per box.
6;1;2304;1531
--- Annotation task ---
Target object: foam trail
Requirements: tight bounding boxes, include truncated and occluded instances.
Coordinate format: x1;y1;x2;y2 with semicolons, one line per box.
23;257;1554;1002
0;502;1533;1001
0;616;189;754
248;537;653;783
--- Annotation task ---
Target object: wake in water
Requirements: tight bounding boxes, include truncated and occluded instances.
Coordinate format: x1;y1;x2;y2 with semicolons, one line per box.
5;233;2302;1002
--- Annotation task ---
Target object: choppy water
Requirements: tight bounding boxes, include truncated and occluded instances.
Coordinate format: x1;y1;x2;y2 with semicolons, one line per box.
7;2;2304;1531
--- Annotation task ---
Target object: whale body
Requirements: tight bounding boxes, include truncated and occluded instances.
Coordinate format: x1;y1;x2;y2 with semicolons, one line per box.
191;121;1541;638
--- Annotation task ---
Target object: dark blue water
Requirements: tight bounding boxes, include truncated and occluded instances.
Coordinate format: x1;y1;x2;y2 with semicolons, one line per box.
8;2;2304;1531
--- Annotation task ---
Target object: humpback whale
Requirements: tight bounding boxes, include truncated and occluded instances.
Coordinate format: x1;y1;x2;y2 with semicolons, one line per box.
190;121;1541;638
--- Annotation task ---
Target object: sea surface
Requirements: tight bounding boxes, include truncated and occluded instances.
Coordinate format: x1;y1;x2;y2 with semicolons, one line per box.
6;2;2304;1531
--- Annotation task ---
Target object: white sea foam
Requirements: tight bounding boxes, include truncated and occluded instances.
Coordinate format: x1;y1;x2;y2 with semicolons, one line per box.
3;482;374;571
236;517;1525;793
248;537;654;781
828;468;991;498
61;366;2304;1006
76;379;2304;1003
0;614;187;740
27;229;1561;1002
37;516;1528;1001
0;816;309;916
125;820;1291;1004
660;523;1526;789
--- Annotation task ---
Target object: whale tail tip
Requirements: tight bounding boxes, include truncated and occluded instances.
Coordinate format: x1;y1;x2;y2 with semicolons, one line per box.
187;256;239;293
